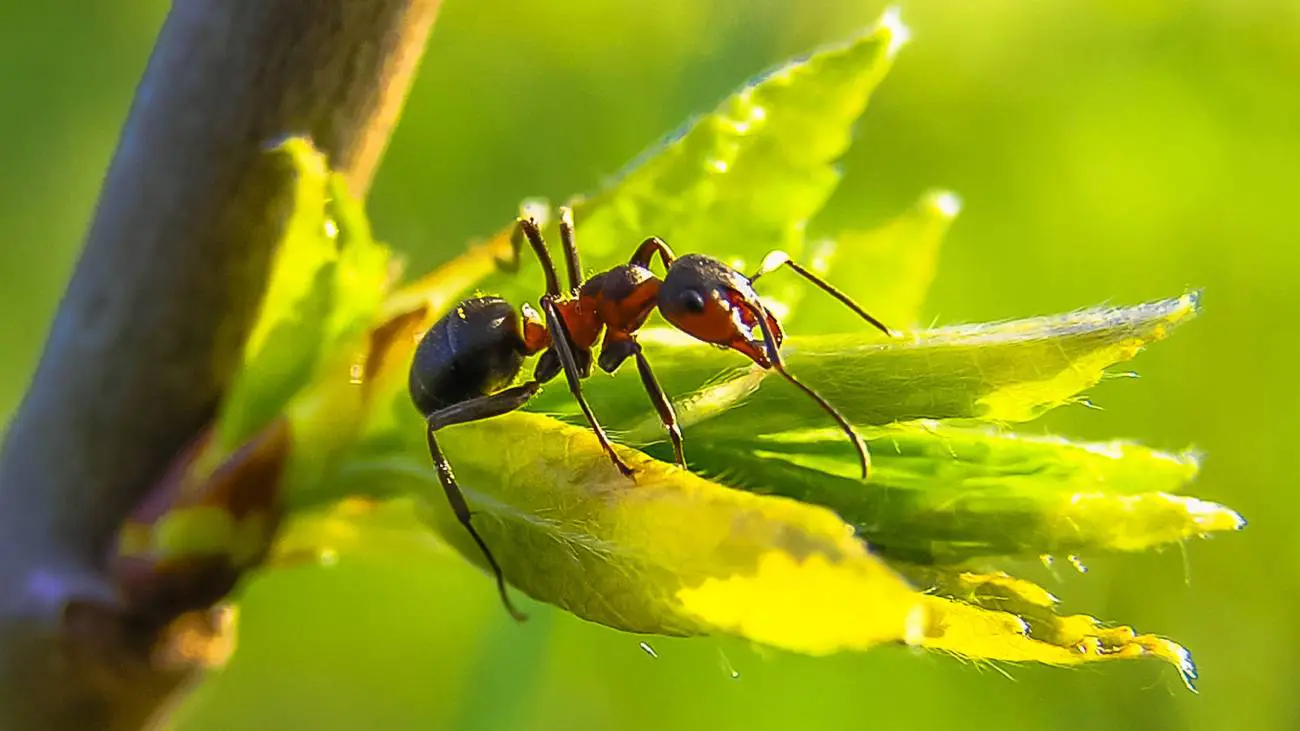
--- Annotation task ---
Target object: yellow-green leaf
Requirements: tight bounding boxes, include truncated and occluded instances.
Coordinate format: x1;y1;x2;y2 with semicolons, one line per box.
216;138;336;455
323;411;924;654
902;568;1197;690
789;188;960;332
676;421;1242;562
478;11;908;309
530;292;1201;443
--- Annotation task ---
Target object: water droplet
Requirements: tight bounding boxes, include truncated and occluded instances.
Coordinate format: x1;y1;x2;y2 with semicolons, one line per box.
1180;541;1193;587
323;219;339;239
518;198;551;227
639;642;658;658
727;118;753;135
718;649;740;679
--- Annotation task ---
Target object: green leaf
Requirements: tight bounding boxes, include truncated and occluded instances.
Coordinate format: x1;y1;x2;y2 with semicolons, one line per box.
677;421;1243;563
528;292;1201;441
789;188;961;332
215;138;336;456
110;138;397;602
906;569;1198;690
324;411;924;654
479;12;907;308
322;173;391;348
212;136;394;487
228;16;1234;689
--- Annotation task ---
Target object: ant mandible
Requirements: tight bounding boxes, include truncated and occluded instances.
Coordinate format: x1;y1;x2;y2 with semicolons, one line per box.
408;207;896;620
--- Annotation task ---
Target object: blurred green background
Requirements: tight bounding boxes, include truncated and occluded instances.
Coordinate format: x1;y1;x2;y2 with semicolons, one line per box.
2;1;1295;729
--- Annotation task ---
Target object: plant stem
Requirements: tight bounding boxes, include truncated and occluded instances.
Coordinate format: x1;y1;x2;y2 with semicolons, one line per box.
0;2;440;729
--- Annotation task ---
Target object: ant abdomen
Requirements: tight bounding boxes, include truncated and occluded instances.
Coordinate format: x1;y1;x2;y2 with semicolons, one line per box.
409;296;529;416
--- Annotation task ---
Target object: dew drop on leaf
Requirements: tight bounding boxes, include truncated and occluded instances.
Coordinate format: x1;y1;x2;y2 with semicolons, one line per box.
718;649;740;680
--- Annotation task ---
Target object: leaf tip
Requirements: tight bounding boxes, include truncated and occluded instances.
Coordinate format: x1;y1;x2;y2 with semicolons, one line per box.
877;6;912;58
924;188;963;220
1185;496;1247;534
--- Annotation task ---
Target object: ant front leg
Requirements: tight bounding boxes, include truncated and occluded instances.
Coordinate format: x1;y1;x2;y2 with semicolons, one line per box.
748;300;874;481
539;297;634;478
425;382;541;622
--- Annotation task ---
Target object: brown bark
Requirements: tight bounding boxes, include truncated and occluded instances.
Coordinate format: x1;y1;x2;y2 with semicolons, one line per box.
0;2;440;729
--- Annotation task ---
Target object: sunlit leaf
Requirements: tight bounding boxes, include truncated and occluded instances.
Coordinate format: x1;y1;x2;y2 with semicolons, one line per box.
321;412;924;654
900;568;1198;690
789;188;961;332
672;422;1242;562
173;12;1240;691
529;293;1201;444
478;13;908;309
214;138;394;463
112;138;397;613
215;138;336;455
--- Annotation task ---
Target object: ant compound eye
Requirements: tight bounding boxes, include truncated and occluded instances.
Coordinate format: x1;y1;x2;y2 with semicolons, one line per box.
680;288;707;314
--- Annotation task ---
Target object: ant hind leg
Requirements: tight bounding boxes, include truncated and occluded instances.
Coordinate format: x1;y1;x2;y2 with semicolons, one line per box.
424;382;541;622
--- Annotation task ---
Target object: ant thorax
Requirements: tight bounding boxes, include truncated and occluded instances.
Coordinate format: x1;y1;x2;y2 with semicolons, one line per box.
580;264;662;336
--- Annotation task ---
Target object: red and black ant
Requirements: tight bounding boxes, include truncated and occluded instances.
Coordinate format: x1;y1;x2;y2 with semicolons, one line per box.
408;207;895;620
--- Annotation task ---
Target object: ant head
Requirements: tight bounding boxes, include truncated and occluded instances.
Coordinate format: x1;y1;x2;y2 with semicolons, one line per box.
658;254;784;367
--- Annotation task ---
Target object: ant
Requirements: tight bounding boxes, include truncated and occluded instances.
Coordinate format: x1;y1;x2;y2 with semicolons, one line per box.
408;207;895;621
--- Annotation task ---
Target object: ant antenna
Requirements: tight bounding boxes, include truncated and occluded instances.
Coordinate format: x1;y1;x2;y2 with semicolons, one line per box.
750;299;872;480
512;218;563;298
751;251;898;337
557;207;583;291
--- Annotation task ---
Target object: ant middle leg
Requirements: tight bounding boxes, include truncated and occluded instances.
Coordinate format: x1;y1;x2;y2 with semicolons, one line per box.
424;382;542;622
538;298;634;477
632;344;685;467
749;250;898;337
597;334;685;468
